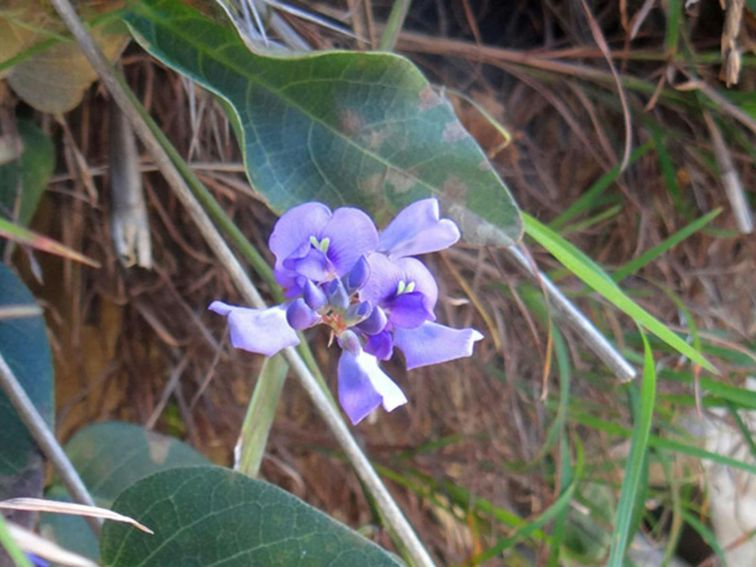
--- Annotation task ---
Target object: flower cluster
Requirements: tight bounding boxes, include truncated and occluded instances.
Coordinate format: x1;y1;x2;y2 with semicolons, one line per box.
210;199;483;424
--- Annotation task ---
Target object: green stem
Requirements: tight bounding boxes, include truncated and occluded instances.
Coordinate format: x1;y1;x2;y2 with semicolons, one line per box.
236;354;289;478
379;0;412;51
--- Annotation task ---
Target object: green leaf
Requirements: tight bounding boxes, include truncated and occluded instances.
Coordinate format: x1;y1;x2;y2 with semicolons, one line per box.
523;213;716;372
0;263;53;522
0;119;54;228
39;421;210;560
122;0;522;245
100;466;402;567
64;421;210;507
607;332;656;565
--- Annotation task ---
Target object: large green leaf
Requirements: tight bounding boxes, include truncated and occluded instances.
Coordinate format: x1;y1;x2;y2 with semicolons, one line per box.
100;466;402;566
123;0;521;244
40;421;209;560
0;119;54;228
0;263;53;523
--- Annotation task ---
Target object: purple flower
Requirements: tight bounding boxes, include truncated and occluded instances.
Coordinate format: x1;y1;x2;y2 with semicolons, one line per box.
269;202;379;296
210;199;482;425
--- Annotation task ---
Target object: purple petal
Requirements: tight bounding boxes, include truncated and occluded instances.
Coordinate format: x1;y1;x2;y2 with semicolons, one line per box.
303;279;327;310
268;202;331;267
321;207;379;276
396;257;438;312
345;255;370;292
286;299;319;330
360;253;404;305
338;349;407;424
394;322;483;370
384;291;435;328
379;199;460;258
209;301;299;356
358;305;388;335
365;330;394;360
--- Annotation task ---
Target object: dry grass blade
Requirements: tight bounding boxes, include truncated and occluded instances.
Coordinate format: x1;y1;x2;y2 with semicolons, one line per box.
0;498;154;535
0;304;43;320
702;110;753;233
7;521;99;567
0;218;101;268
578;0;632;171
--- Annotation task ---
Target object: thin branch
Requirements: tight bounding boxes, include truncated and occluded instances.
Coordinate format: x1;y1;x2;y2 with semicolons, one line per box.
0;353;100;535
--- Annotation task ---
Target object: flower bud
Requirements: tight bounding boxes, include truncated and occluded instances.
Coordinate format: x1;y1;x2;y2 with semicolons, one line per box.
303;279;327;310
286;298;319;330
357;305;387;335
337;329;362;355
345;256;370;292
345;301;373;326
325;278;349;310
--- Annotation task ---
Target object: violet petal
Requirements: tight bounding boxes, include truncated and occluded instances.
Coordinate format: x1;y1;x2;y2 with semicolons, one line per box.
209;301;299;356
322;207;379;276
268;202;331;266
365;330;394;360
385;291;435;328
284;247;332;282
345;255;370;292
338;349;407;424
303;279;328;310
358;305;388;335
379;198;460;258
394;322;483;370
286;298;319;330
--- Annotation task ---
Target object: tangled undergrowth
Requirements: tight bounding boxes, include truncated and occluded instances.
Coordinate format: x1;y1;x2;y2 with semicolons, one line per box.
1;1;754;565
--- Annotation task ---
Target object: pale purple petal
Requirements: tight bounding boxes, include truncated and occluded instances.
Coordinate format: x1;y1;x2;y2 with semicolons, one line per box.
209;301;299;356
379;199;460;258
338;349;407;424
321;207;379;275
268;202;331;266
394;322;483;370
360;253;403;306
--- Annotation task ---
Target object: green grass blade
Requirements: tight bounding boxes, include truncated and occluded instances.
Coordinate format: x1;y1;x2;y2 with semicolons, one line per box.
608;332;657;565
549;142;652;230
523;213;716;372
613;209;721;282
235;354;289;478
470;441;584;564
569;410;756;475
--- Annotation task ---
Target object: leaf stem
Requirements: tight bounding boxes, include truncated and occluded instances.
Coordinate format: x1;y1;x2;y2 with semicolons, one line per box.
0;515;32;567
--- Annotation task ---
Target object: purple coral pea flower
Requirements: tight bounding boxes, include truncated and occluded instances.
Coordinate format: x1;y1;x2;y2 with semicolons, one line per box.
269;202;379;296
210;198;483;426
378;198;460;259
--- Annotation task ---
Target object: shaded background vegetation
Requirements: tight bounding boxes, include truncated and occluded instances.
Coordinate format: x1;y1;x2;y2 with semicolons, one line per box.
1;0;754;565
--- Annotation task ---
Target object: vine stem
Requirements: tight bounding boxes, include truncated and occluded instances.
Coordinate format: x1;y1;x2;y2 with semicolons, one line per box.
48;1;434;564
379;0;413;51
